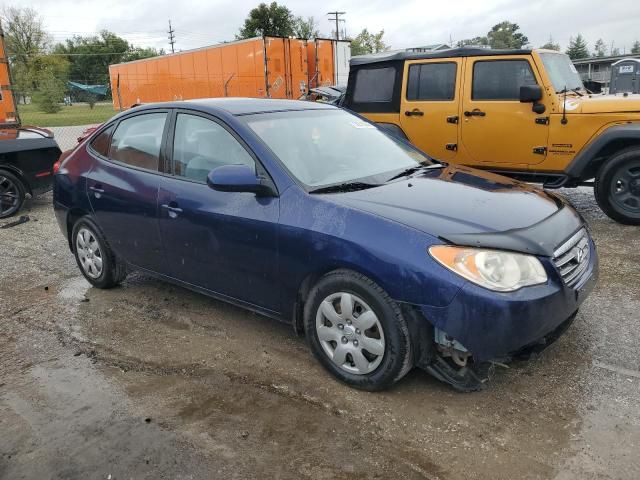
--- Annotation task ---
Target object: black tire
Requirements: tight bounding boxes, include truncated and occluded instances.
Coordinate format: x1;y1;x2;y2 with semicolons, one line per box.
594;147;640;225
303;269;413;391
0;170;26;219
71;217;127;289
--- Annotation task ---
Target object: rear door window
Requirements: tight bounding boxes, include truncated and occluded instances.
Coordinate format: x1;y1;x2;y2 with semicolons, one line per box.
353;67;396;103
472;60;537;100
109;112;167;171
171;113;254;183
406;62;457;101
90;125;114;156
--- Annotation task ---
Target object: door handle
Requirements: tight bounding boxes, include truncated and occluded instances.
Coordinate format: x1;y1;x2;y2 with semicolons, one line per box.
404;109;424;117
161;203;183;218
89;185;104;198
464;110;486;117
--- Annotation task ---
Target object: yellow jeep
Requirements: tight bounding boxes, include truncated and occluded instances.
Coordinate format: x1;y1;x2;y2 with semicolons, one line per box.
343;47;640;224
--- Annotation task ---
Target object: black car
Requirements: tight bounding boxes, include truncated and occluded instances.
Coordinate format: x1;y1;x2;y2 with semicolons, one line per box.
0;126;61;218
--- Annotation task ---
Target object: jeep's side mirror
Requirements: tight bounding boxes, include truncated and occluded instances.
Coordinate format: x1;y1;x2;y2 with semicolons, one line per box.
520;85;543;102
520;85;546;114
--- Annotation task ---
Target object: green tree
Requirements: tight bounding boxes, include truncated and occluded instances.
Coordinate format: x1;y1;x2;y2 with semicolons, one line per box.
53;30;130;86
293;16;320;40
487;21;528;49
237;2;294;39
350;29;388;56
566;34;589;59
540;36;560;51
594;39;607;57
3;6;51;103
632;40;640;54
29;54;69;113
611;47;620;56
456;36;489;47
3;6;50;68
125;46;164;62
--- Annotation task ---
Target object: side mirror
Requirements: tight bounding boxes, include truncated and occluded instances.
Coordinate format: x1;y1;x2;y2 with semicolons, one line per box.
520;85;543;103
207;164;277;196
520;85;546;114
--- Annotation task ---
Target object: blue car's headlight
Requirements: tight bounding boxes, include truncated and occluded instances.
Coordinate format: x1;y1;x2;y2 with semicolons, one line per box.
429;245;548;292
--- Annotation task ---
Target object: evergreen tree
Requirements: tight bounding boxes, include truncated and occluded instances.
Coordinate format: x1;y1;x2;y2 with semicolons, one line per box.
594;39;607;57
566;34;589;59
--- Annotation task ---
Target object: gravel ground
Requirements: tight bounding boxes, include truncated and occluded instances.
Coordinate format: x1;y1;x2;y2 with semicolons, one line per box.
0;188;639;480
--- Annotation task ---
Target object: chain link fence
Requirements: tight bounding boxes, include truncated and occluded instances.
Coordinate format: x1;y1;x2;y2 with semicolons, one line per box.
15;84;119;151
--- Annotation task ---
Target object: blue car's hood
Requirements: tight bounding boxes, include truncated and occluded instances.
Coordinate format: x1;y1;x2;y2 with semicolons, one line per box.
324;165;580;255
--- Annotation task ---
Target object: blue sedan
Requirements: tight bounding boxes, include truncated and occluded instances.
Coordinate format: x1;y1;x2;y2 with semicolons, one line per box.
53;99;597;391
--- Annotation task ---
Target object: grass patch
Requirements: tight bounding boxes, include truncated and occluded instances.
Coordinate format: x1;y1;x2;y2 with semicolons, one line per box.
17;102;118;127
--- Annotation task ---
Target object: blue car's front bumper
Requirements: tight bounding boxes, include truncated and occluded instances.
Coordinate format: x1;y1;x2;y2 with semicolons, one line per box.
418;244;598;362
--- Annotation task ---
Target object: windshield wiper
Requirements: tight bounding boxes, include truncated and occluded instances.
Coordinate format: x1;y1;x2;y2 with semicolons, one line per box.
386;163;444;182
556;87;584;97
309;181;380;194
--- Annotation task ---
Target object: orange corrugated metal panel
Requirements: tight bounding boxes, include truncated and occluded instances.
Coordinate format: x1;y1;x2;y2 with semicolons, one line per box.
315;39;336;86
265;37;287;99
192;51;209;98
205;46;224;97
108;36;343;109
0;28;18;125
288;39;309;98
307;41;318;88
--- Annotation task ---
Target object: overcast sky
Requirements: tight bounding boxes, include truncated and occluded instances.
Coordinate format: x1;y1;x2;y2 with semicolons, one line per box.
8;0;640;54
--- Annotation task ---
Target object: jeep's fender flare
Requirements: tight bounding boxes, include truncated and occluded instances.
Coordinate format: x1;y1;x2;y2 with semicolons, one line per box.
375;122;409;141
565;123;640;179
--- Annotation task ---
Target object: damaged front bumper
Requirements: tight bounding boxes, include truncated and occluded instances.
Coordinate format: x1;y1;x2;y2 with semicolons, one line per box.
414;242;598;392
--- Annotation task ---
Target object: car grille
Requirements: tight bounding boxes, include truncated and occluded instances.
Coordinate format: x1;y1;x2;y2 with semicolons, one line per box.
553;228;591;287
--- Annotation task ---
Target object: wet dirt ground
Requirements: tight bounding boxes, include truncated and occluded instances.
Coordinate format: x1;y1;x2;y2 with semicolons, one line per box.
1;189;639;480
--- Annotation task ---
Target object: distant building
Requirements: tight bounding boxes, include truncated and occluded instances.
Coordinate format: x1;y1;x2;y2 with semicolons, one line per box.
405;43;450;53
573;53;640;90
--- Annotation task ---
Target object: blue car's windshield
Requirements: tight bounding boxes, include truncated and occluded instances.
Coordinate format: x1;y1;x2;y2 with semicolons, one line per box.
244;109;433;188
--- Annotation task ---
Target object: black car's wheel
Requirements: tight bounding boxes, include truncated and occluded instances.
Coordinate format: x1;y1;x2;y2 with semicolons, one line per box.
0;170;26;219
72;217;127;289
595;148;640;225
304;270;412;391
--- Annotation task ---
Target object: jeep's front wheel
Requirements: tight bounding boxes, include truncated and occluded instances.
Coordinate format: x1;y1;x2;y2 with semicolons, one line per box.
594;148;640;225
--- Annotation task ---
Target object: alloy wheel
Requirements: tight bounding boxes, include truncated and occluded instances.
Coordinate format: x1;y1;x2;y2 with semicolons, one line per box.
0;175;21;217
610;159;640;213
315;292;386;375
76;228;104;279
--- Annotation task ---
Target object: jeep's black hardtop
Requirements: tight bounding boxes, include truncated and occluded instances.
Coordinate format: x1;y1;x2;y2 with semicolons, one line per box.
350;47;533;66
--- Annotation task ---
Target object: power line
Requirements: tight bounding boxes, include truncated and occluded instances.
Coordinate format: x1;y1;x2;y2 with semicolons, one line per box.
327;11;346;41
168;20;175;54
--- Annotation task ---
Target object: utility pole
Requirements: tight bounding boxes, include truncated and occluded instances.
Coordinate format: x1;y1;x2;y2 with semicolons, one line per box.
168;20;176;54
327;11;346;40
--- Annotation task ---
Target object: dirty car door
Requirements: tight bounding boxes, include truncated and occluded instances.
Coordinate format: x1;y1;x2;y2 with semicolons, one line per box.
158;112;280;312
86;111;169;273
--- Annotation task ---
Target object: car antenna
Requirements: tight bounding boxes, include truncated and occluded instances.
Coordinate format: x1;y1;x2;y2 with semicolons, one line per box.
561;85;568;125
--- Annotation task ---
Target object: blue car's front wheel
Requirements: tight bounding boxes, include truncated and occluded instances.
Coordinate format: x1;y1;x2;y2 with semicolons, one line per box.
304;270;413;391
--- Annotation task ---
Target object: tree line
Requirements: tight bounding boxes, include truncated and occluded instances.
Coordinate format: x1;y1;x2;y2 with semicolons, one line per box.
6;2;640;114
3;6;162;112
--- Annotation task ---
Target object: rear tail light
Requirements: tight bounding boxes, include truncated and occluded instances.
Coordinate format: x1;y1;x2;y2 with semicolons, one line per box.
53;160;61;174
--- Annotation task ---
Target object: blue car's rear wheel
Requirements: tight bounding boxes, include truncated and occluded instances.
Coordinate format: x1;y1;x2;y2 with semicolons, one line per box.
304;270;412;391
72;217;127;289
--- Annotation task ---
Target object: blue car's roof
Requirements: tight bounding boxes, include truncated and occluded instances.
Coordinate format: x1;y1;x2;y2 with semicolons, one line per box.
134;98;335;116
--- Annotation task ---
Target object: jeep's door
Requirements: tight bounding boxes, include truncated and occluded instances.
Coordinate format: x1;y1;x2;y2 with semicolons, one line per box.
460;56;549;166
400;59;461;161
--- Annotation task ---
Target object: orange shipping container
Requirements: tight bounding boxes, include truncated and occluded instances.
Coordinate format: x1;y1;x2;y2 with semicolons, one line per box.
0;22;18;126
109;36;350;110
